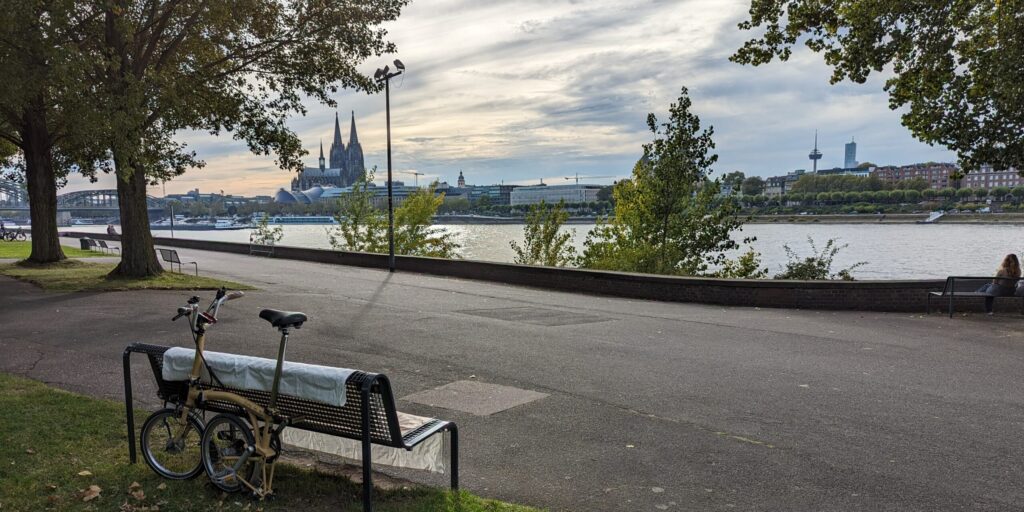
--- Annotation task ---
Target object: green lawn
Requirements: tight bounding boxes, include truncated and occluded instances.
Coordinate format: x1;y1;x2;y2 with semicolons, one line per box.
0;241;105;259
0;373;539;512
0;261;254;292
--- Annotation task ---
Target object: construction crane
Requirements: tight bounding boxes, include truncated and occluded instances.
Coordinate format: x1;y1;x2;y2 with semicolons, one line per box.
564;173;615;184
396;170;425;187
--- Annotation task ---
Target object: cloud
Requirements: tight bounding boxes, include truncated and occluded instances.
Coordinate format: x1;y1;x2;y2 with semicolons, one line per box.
58;0;955;196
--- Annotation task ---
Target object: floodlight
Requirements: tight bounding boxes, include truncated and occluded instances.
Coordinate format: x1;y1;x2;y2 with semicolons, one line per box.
394;59;405;70
374;68;384;80
382;65;390;75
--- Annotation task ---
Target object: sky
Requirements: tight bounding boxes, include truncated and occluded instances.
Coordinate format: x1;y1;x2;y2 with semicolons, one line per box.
62;0;956;196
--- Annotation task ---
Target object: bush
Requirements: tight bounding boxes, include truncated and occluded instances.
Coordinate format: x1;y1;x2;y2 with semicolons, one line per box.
774;237;866;281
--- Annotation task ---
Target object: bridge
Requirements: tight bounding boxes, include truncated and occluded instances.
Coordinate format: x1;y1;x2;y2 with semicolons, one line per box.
0;180;164;215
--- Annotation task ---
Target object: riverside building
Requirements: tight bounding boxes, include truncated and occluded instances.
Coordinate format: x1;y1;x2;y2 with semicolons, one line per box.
510;183;603;206
964;165;1024;189
870;163;957;189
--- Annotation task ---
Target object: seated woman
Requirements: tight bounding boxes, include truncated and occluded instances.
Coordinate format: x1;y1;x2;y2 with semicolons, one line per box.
978;254;1021;315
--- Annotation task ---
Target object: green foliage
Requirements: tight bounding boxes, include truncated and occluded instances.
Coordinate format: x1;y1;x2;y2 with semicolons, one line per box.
740;176;764;195
250;214;284;246
711;249;768;279
722;171;746;191
510;201;578;267
774;237;866;281
790;174;885;193
732;0;1024;170
580;87;747;276
329;174;460;259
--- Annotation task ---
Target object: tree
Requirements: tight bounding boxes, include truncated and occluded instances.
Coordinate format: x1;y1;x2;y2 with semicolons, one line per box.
957;188;974;200
733;1;1024;171
329;175;459;258
710;249;767;279
1012;186;1024;202
722;171;745;192
510;201;578;267
741;176;764;196
250;214;283;245
904;189;921;203
922;189;937;200
596;185;615;203
938;187;957;199
82;0;406;277
580;87;747;276
992;186;1011;201
889;190;906;203
0;2;106;263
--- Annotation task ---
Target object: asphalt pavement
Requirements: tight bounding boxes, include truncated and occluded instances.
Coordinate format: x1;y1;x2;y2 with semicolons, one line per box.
2;241;1023;511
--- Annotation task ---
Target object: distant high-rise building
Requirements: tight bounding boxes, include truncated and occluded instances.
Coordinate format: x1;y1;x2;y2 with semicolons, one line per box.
808;131;822;173
844;138;858;169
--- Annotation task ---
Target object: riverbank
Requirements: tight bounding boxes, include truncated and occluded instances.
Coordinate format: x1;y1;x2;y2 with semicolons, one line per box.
750;212;1024;224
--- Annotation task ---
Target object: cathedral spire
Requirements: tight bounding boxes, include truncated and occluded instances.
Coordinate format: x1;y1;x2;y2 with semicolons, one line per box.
333;111;343;147
349;111;359;145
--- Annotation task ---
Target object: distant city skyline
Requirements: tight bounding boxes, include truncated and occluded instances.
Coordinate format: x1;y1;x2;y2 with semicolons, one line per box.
58;0;956;196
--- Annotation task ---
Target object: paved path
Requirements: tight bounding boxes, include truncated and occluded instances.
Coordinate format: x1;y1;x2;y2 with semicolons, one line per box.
3;241;1024;511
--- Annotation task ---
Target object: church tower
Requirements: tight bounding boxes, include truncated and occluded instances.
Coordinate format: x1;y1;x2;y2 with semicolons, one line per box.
329;112;346;170
457;171;465;187
345;111;365;185
318;140;326;171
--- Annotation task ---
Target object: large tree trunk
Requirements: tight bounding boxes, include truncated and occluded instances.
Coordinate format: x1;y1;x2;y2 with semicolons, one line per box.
110;156;162;278
20;106;66;264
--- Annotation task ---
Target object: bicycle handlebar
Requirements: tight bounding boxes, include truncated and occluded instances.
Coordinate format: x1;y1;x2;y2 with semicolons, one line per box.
175;288;243;331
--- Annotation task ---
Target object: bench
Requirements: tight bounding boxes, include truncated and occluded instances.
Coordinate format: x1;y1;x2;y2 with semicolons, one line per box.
928;276;1024;317
122;343;459;512
156;248;197;275
96;239;119;255
249;238;275;257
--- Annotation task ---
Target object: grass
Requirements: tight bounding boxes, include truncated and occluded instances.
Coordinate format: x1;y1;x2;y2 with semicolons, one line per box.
0;261;254;292
0;241;106;259
0;373;540;512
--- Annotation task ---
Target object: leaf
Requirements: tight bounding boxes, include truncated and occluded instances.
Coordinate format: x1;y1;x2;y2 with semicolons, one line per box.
77;470;93;477
131;489;145;501
82;484;102;502
129;481;142;490
156;483;166;491
24;448;35;454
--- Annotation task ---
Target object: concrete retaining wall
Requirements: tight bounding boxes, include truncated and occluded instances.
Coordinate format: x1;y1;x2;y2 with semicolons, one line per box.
63;231;960;313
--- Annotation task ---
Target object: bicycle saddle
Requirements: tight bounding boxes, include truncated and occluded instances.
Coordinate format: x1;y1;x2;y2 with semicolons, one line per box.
259;309;308;329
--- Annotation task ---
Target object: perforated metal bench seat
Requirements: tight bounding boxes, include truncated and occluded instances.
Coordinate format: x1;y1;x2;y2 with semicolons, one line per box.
123;343;458;512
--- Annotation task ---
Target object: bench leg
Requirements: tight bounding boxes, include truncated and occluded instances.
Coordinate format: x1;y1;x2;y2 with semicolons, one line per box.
190;262;198;276
360;386;373;512
449;424;459;491
948;293;954;318
123;348;137;464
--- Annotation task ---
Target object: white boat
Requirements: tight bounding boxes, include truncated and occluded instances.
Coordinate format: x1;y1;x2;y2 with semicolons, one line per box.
214;219;252;230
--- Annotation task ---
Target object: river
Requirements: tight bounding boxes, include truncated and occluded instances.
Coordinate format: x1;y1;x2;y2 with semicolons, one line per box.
71;223;1021;280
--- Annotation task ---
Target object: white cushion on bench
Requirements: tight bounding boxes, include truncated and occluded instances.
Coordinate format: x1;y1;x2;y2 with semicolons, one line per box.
161;347;353;407
280;413;448;473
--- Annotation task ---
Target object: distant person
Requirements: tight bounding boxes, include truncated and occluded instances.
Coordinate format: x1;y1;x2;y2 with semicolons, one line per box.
977;254;1021;315
107;224;118;236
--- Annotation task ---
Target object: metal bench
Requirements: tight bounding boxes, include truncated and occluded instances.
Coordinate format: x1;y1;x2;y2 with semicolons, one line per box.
249;238;275;257
156;248;197;275
96;239;119;255
928;276;1024;317
122;343;459;512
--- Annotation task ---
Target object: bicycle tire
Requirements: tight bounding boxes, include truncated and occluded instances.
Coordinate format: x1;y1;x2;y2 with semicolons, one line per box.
140;408;205;480
200;413;257;493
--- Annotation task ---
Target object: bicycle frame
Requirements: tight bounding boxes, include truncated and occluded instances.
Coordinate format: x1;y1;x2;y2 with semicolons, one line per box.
171;289;291;497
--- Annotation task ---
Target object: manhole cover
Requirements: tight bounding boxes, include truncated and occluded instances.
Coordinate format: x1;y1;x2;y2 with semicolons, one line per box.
456;306;610;326
401;380;549;416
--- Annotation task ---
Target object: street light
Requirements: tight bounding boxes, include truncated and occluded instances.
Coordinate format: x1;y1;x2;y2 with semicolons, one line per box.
375;59;404;272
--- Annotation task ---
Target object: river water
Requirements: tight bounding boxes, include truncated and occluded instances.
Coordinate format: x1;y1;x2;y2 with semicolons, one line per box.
72;223;1021;280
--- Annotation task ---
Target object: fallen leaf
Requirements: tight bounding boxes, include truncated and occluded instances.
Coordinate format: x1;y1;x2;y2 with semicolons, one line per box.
131;489;145;501
77;470;93;477
47;483;57;490
25;448;35;455
625;444;635;448
82;484;102;502
129;481;142;490
156;483;166;491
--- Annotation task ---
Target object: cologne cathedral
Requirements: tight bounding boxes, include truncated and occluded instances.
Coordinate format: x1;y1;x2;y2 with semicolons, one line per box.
290;111;365;191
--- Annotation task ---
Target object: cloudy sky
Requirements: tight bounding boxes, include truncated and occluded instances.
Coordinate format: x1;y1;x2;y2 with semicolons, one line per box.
64;0;955;196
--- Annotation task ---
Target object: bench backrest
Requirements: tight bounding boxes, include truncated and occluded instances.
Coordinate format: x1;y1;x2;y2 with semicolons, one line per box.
137;343;405;448
157;248;181;264
97;240;109;248
83;238;99;247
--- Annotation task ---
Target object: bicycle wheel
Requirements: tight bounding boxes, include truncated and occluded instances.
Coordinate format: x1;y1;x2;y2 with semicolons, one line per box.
140;408;205;480
201;414;257;493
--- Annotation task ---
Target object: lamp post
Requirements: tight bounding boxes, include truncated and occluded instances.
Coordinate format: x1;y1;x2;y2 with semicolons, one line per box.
375;59;405;272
